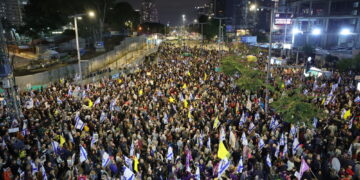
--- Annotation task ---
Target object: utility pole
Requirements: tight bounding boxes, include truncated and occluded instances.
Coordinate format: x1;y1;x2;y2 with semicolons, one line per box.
214;17;231;51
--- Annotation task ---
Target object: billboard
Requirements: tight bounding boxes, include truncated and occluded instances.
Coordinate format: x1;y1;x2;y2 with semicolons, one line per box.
240;36;257;44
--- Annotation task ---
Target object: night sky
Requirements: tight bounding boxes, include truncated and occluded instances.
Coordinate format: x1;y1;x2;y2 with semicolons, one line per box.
127;0;208;25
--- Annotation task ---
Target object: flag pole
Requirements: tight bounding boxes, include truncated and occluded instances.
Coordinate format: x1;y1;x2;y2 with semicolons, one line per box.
309;169;318;180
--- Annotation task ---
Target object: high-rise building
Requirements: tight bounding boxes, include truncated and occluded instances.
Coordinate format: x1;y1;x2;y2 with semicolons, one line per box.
141;0;159;23
289;0;360;50
0;0;25;27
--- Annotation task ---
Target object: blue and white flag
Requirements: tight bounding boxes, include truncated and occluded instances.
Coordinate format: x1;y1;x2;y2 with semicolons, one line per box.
163;112;168;124
237;156;244;173
166;146;173;160
40;164;47;180
218;158;230;178
241;132;248;146
248;122;255;132
266;154;272;167
239;112;246;126
91;133;98;148
354;96;360;103
51;141;60;154
198;131;204;147
1;138;7;149
279;133;285;146
195;165;200;180
102;152;110;167
75;119;85;131
292;138;300;155
31;161;38;175
80;145;88;163
124;155;133;170
122;166;135;180
94;97;101;106
258;138;265;150
56;97;62;105
223;98;228;111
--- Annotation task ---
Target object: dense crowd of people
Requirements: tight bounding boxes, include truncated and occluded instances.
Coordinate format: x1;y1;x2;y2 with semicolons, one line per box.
0;42;359;180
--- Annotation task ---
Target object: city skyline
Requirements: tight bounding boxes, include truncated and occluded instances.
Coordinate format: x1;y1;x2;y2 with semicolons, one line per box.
129;0;208;25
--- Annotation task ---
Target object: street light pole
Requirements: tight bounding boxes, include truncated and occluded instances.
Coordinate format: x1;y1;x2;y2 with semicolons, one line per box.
69;11;95;81
265;8;274;116
73;16;82;81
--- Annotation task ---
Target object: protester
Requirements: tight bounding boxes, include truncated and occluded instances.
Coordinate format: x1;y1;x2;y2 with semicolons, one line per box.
0;42;359;180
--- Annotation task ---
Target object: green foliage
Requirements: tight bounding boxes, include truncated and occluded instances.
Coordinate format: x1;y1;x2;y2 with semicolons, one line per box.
271;88;324;126
221;55;267;92
106;2;140;31
203;19;220;40
336;54;360;72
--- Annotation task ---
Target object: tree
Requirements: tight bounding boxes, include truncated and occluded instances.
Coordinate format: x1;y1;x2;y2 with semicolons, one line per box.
106;2;140;31
336;54;360;73
271;89;324;126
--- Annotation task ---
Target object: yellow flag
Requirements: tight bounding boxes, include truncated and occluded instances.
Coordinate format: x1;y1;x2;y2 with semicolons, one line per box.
213;116;220;129
344;109;352;119
217;141;230;160
139;89;143;96
118;79;122;84
188;110;192;119
169;97;175;103
183;100;188;108
182;83;187;89
187;71;191;76
204;73;207;81
59;135;66;147
133;156;139;172
281;83;285;89
88;100;93;107
321;98;325;105
19;150;26;158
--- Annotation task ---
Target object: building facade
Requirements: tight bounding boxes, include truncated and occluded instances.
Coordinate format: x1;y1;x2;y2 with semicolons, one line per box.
289;0;360;50
140;0;159;23
0;0;25;27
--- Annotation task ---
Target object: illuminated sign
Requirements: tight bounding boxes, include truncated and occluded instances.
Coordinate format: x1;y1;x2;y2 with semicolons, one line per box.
274;18;292;25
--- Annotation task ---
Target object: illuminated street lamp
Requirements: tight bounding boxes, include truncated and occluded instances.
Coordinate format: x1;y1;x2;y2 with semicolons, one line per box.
340;28;352;35
311;28;321;35
69;11;95;81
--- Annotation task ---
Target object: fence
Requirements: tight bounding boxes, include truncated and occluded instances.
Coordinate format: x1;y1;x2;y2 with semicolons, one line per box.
14;35;154;90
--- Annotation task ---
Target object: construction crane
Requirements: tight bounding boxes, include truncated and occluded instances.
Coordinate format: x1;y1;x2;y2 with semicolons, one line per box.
0;22;22;121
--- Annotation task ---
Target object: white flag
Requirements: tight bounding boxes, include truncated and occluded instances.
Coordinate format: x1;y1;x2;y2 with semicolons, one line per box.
94;97;101;106
166;146;174;160
100;111;107;123
195;165;200;180
130;141;135;157
279;133;285;146
266;154;272;167
207;137;211;150
241;132;248;146
102;152;110;167
220;127;226;142
80;145;88;163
